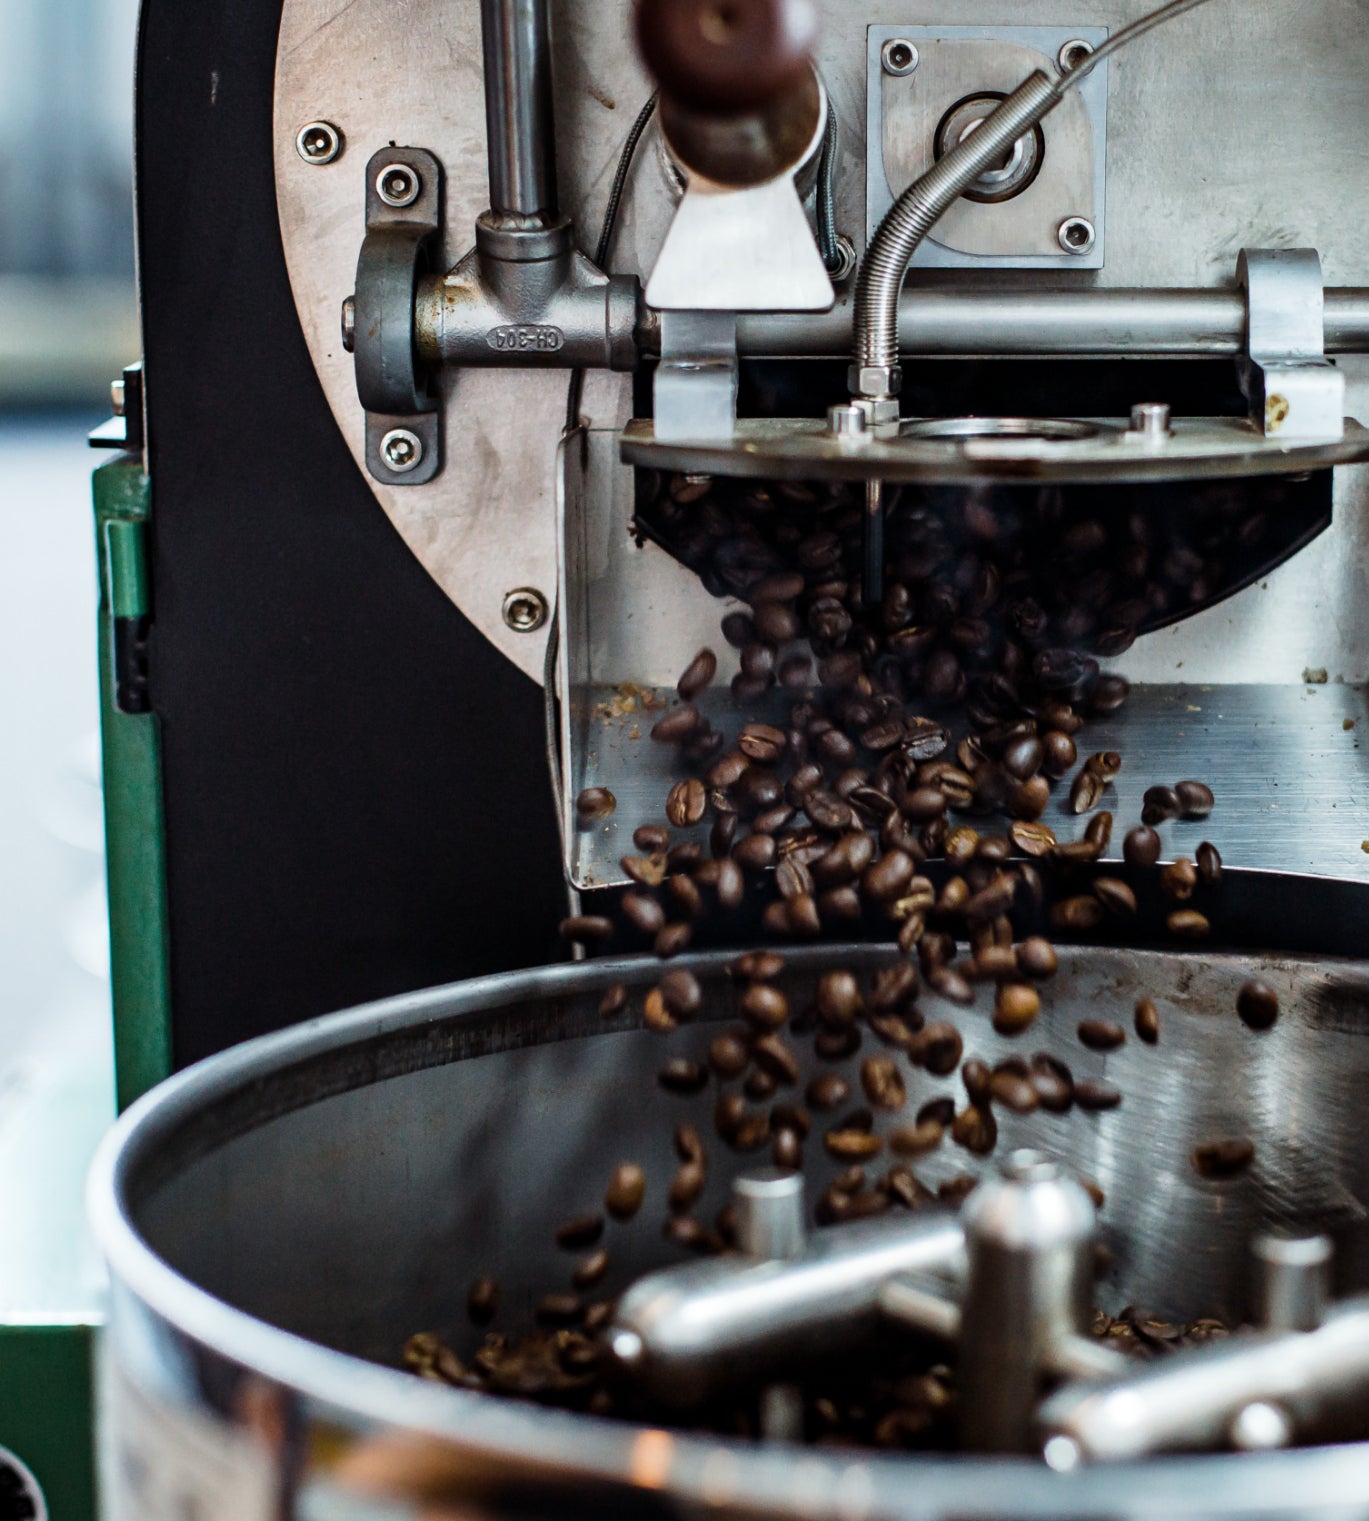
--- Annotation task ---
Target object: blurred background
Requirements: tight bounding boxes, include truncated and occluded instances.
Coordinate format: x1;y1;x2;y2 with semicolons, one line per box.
0;0;140;1283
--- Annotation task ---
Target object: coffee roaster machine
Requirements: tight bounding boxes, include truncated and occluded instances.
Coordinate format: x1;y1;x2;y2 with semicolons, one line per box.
11;0;1369;1517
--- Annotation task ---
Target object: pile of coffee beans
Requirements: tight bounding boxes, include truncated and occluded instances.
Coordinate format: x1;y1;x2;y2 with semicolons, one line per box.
402;470;1290;1448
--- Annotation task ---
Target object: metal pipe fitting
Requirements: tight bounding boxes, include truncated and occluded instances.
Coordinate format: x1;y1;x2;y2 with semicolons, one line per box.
852;70;1063;397
957;1151;1099;1454
481;0;558;222
734;287;1369;358
607;1210;965;1406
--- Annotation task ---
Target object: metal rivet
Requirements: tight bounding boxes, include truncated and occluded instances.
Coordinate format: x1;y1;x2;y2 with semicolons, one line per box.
1128;401;1172;439
340;296;356;353
1057;39;1094;73
380;428;424;473
376;163;421;208
502;588;549;633
296;121;342;165
881;39;919;77
1058;217;1096;256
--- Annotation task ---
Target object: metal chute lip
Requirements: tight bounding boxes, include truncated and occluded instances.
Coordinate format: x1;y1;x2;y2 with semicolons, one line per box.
900;415;1113;443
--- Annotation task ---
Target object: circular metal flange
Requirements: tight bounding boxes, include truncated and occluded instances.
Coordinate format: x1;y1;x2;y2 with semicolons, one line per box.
620;414;1369;485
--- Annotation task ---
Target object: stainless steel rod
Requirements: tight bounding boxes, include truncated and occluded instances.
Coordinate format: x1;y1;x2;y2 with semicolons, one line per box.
480;0;557;220
733;289;1369;357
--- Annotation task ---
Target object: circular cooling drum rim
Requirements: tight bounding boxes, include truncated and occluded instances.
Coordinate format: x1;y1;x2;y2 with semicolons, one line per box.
90;942;1369;1519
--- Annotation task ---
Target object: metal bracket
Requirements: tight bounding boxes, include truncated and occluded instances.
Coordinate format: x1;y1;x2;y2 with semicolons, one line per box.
1238;248;1345;440
352;147;443;484
653;311;739;443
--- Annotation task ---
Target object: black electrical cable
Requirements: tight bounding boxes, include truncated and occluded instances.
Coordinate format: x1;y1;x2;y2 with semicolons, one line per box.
564;91;659;432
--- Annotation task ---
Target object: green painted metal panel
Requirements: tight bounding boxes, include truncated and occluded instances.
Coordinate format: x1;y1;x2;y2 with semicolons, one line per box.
93;456;173;1110
0;1326;95;1521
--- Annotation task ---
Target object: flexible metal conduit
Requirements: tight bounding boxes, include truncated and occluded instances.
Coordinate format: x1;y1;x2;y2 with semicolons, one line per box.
852;71;1063;390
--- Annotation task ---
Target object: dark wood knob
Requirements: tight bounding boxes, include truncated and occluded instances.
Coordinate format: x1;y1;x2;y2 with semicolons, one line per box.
636;0;818;115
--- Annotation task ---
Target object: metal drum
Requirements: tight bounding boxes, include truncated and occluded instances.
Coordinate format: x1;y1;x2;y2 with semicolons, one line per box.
90;937;1369;1520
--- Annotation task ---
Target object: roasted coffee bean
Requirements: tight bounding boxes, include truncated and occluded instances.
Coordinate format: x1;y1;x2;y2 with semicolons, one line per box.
1031;1067;1073;1113
814;1023;862;1060
938;1174;980;1207
1085;751;1123;782
1053;895;1104;932
1069;766;1104;814
674;1123;706;1166
786;893;822;936
668;1161;706;1213
952;1104;998;1155
813;832;875;886
575;787;616;823
1078;1019;1126;1051
642;988;676;1032
620;892;666;937
989;1070;1038;1114
819;885;864;923
536;1293;583;1327
738;723;787;765
651;705;700;743
1166;909;1211;939
1160;858;1198;901
1009;775;1052;821
621;852;667;888
1093;877;1138;916
912;1021;963;1076
785;762;824;805
1124;1001;1159;1049
807;1072;850;1111
1086;811;1113;851
805;790;854;832
771;1126;804;1171
598;982;628;1019
1196;841;1223;887
775;856;815;902
662;1216;710;1251
779;653;813;688
753;804;794;835
1074;1079;1122;1111
665;778;707;828
677;649;718;700
605;1163;646;1220
1016;936;1058;980
770;1102;810;1139
468;1276;500;1325
861;1054;907;1111
1176;780;1215;819
1040;731;1078;779
1124;825;1162;868
904;786;948;822
706;1033;747;1080
634;824;670;853
1192;1138;1254;1178
860;849;915;903
654;921;693;958
572;1249;610;1290
752;1034;801;1086
1237;979;1280;1030
961;1058;992;1105
666;870;702;910
559;915;613;944
658;1058;708;1095
740;982;789;1029
555;1213;604;1250
733;832;777;871
1003;736;1045;780
867;962;917;1015
971;945;1019;982
740;642;776;683
816;968;862;1024
994;983;1041;1036
884;1164;933;1211
890;1119;944;1156
929;966;974;1004
1142;785;1181;825
1011;820;1057;857
943;825;979;865
753;600;800;644
713;858;744;910
733;950;784;981
825;1127;885;1160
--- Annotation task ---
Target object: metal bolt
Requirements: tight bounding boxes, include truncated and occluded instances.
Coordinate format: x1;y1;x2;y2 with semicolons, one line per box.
376;163;421;208
1057;39;1094;73
340;296;356;353
502;588;549;633
881;39;919;77
295;120;342;165
1128;401;1172;439
1057;216;1096;256
380;428;424;473
827;403;868;438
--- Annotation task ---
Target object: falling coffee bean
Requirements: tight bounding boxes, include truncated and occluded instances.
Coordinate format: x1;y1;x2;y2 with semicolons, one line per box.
994;983;1041;1036
598;982;628;1019
1176;780;1215;819
665;778;707;828
807;1072;851;1111
559;915;614;944
1134;998;1160;1044
1160;858;1198;901
555;1213;604;1250
1078;1019;1126;1051
468;1276;499;1325
572;1249;610;1290
1142;785;1181;826
1191;1138;1254;1178
1166;909;1211;939
861;1054;907;1111
658;1058;708;1095
1123;825;1162;868
1237;979;1280;1030
1196;841;1223;887
677;649;718;700
1074;1079;1122;1111
575;787;617;823
951;1105;998;1156
605;1163;646;1220
1016;937;1058;980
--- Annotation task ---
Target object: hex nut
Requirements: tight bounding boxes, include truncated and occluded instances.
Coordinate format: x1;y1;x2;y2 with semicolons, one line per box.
849;363;903;400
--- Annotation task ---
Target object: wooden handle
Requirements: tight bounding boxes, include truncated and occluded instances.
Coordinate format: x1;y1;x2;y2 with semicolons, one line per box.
636;0;818;114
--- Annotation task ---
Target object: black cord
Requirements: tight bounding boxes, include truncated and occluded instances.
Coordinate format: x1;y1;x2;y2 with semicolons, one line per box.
816;99;842;273
565;92;659;432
